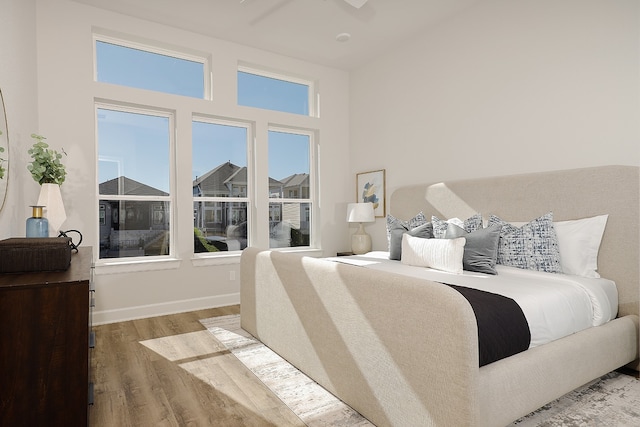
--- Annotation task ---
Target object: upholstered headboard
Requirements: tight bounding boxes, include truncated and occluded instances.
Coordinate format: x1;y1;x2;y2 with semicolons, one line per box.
390;165;639;318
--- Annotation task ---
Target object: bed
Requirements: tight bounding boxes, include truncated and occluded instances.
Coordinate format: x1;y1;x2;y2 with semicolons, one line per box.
240;165;639;427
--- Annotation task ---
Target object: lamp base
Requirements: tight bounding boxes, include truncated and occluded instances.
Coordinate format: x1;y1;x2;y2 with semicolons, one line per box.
351;229;372;255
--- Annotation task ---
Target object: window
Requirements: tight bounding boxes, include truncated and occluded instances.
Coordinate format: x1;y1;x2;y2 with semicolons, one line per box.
95;38;206;98
93;32;321;264
268;129;312;248
97;106;173;259
238;66;312;116
192;119;251;253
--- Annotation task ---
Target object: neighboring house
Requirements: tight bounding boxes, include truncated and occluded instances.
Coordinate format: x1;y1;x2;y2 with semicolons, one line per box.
98;176;170;257
193;162;311;247
272;173;310;233
279;173;309;199
192;161;253;235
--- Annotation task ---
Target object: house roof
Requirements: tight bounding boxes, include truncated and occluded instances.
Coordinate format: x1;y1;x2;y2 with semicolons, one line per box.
99;176;168;196
280;173;309;188
193;161;242;196
193;161;286;196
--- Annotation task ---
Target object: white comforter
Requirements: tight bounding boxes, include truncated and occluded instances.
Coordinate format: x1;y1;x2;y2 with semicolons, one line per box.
327;251;618;348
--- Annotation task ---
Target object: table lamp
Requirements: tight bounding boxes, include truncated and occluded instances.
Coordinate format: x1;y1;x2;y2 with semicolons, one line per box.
347;202;375;254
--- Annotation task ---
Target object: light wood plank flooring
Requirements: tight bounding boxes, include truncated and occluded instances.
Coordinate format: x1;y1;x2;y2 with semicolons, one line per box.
90;305;304;427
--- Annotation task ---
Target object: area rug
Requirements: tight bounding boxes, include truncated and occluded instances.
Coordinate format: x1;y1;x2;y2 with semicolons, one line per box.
201;314;640;427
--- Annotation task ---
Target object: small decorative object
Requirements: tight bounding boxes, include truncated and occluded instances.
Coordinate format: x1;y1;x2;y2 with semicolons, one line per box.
356;169;385;217
347;202;375;254
27;134;67;236
0;237;72;273
37;183;67;236
26;205;49;238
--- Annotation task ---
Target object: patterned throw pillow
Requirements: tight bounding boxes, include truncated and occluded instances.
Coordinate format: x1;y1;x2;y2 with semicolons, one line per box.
488;212;562;273
431;214;483;239
386;212;428;248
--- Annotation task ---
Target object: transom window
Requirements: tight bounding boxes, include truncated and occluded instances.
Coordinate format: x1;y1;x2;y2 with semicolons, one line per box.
95;37;207;99
238;66;313;116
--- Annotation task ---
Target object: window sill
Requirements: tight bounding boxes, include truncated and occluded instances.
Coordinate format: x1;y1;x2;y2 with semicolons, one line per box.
192;252;241;267
95;257;182;275
191;247;324;267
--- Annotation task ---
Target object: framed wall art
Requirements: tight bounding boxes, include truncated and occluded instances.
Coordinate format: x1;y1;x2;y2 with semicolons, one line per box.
356;169;386;217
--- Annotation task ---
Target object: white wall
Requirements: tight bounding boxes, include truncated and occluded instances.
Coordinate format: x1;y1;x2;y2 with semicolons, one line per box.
35;0;351;323
350;0;640;250
0;0;39;239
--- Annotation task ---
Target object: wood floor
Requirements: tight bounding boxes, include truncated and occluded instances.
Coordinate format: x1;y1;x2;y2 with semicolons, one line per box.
90;305;305;427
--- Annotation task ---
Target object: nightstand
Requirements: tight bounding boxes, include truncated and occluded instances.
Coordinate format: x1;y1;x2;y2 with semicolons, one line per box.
336;251;355;256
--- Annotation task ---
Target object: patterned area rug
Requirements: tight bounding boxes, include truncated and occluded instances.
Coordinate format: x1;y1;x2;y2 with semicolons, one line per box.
201;315;640;427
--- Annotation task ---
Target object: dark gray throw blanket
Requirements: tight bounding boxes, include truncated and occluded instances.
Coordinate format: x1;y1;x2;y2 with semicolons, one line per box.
445;284;531;366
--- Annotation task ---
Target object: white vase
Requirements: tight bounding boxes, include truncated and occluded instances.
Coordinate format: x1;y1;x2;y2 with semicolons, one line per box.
37;183;66;237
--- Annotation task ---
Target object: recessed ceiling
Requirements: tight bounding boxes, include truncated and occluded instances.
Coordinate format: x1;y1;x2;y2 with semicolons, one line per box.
70;0;481;70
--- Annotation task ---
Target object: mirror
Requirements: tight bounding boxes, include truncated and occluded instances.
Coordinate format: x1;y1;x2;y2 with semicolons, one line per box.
0;89;8;211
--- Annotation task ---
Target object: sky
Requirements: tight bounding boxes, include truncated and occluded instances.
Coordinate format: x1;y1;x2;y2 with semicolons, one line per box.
96;41;310;193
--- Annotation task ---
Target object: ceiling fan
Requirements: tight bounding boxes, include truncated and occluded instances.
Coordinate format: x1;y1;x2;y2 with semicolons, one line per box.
343;0;369;8
246;0;374;26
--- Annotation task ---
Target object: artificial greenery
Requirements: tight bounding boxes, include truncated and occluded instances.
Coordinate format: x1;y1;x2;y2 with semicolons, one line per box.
27;133;66;185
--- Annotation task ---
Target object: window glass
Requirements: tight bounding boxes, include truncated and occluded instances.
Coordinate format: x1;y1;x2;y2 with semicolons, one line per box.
97;107;171;259
98;108;170;194
98;200;170;258
268;130;311;248
96;40;205;98
269;202;310;248
268;130;310;199
238;70;309;115
193;120;250;253
194;201;248;252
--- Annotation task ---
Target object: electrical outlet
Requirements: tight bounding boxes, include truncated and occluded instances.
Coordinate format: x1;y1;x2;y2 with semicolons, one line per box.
230;270;236;281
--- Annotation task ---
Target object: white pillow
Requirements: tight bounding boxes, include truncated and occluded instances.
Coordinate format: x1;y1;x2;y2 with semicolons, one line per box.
401;234;466;274
511;214;608;278
555;214;608;278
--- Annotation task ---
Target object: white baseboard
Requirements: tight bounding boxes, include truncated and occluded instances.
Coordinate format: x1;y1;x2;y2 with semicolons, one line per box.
92;293;240;325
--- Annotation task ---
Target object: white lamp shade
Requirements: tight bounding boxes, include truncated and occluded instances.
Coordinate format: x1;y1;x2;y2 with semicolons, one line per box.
347;202;375;223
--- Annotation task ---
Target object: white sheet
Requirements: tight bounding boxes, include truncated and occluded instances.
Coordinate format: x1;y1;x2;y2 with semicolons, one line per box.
326;251;618;348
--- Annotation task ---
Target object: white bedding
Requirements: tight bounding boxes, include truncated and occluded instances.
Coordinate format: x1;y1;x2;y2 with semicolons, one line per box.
326;251;618;348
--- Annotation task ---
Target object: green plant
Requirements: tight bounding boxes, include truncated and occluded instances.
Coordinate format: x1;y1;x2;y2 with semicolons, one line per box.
27;133;66;185
194;228;219;252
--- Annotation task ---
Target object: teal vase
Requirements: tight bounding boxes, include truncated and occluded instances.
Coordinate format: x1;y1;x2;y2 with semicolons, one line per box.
26;205;49;238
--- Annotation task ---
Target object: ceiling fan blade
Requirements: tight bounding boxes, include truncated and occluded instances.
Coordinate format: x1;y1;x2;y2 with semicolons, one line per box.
249;0;295;26
343;0;369;9
333;0;375;22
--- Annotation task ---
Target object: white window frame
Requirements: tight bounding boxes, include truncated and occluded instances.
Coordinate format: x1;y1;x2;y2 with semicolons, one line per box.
268;125;317;250
95;102;176;264
192;115;254;257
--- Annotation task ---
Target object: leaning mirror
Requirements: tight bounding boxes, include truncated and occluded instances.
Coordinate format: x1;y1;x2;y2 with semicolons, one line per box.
0;88;8;210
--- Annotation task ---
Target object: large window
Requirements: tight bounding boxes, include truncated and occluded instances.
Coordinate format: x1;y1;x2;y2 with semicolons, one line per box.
95;38;207;98
94;33;320;263
268;129;312;248
97;106;172;259
192;119;251;253
238;66;312;116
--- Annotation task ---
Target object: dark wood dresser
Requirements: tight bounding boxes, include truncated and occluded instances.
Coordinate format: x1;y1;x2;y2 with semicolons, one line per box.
0;247;94;426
